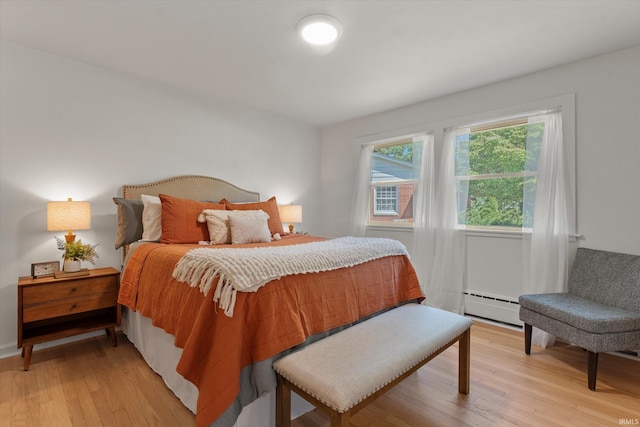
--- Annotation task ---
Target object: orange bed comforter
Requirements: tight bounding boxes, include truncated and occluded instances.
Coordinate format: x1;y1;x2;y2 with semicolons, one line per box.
118;234;423;427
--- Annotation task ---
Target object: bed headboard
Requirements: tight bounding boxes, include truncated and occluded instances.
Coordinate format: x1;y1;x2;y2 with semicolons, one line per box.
116;175;260;263
122;175;260;202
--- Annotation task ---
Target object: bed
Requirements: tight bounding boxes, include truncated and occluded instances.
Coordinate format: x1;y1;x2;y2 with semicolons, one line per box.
113;175;424;427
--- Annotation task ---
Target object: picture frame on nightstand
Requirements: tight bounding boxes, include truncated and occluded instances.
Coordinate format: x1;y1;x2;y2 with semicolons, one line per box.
30;260;60;278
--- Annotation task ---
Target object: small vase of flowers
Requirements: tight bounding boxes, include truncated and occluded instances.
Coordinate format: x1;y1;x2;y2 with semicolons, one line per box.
55;236;99;272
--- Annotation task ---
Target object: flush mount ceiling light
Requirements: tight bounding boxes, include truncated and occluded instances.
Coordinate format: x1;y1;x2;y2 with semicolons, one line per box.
297;14;343;45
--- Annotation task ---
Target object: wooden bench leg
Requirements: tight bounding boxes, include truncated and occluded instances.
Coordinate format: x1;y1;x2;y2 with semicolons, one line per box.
331;410;350;427
587;351;598;391
524;323;532;355
276;374;291;427
458;328;470;394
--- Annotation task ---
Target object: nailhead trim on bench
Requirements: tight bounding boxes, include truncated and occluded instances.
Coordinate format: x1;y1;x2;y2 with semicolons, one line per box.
273;304;472;426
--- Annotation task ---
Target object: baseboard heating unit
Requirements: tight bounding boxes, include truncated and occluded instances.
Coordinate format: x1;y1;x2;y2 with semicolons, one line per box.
464;290;521;327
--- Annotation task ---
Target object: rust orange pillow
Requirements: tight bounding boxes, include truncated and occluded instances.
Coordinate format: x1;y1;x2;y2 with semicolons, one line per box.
159;194;225;244
221;196;284;236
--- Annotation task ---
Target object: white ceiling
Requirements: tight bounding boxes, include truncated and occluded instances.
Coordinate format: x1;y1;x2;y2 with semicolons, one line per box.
2;1;640;128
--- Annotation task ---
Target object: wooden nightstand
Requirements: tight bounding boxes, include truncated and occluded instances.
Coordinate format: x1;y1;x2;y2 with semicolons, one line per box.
17;267;121;370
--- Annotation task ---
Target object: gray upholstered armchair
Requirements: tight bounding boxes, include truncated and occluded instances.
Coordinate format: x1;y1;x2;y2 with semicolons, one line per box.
519;248;640;390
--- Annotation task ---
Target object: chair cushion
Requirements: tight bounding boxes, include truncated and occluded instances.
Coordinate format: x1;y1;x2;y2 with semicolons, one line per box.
519;293;640;334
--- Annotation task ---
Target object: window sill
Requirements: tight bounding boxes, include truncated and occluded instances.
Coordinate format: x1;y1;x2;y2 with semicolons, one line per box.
366;224;414;233
464;228;526;239
464;228;582;241
365;224;582;241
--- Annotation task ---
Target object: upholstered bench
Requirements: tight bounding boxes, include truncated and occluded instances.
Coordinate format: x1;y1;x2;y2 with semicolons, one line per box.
519;248;640;390
272;304;473;427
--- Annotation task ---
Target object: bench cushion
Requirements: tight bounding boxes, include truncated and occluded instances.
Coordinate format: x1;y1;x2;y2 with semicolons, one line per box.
272;304;472;413
519;293;640;334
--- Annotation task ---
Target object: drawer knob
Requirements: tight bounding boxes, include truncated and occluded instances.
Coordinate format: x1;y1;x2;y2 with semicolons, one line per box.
71;287;77;293
71;303;77;310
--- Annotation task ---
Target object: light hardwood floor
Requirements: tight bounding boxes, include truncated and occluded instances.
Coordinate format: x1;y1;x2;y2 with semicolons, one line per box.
0;321;638;427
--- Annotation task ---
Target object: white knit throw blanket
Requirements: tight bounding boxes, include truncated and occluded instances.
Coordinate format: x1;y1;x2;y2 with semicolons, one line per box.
172;236;409;317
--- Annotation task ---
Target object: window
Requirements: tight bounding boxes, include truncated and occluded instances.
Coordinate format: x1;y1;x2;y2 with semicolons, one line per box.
374;185;398;215
455;116;544;229
367;138;421;225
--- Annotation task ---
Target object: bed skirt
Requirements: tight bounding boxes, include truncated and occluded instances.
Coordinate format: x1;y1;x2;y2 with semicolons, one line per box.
121;307;314;426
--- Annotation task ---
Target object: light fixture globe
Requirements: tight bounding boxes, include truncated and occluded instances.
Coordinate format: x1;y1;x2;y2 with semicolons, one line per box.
297;14;343;45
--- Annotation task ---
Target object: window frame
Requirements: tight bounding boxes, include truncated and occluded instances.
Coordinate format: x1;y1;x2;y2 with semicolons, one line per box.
373;184;399;216
453;118;542;230
363;133;426;228
354;93;575;238
443;95;575;236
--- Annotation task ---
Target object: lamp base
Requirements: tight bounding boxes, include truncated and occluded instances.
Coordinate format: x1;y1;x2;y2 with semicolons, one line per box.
64;233;76;243
288;223;294;233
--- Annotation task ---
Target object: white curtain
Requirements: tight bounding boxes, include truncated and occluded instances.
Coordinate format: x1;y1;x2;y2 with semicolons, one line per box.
523;111;571;348
411;134;435;297
348;144;374;237
423;128;469;314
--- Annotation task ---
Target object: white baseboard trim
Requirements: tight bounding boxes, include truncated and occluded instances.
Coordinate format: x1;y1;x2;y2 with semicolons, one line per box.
0;330;104;361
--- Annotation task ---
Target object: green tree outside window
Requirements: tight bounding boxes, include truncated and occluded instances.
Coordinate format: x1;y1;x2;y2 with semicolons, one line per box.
456;122;543;228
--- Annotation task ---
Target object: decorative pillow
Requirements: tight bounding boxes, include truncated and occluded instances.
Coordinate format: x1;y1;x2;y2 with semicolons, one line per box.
159;194;225;244
141;194;162;241
228;210;272;244
113;197;144;249
197;209;233;245
221;196;284;236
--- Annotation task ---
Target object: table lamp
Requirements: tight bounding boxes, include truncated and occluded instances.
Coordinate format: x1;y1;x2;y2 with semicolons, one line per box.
47;198;91;243
279;205;303;233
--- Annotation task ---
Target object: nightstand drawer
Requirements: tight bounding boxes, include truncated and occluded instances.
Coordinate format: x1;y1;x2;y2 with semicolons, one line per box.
23;276;116;305
23;291;117;323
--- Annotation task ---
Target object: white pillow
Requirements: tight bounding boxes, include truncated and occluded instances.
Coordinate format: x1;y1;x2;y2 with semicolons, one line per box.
141;194;162;241
198;209;232;245
228;210;271;244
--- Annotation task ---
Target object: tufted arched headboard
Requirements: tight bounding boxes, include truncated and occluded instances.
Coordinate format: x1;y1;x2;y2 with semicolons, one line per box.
121;175;260;202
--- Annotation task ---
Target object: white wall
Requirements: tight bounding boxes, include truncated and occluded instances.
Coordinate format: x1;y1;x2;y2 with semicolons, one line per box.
320;45;640;321
2;41;638;356
0;41;321;358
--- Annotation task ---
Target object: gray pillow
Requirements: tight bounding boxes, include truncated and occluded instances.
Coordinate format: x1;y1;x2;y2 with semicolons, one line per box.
113;197;144;249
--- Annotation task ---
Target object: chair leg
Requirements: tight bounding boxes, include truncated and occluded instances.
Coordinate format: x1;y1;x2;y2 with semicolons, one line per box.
524;323;532;355
587;351;598;391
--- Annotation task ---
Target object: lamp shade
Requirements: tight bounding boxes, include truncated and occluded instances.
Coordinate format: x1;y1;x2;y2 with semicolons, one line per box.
279;205;302;223
47;198;91;232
